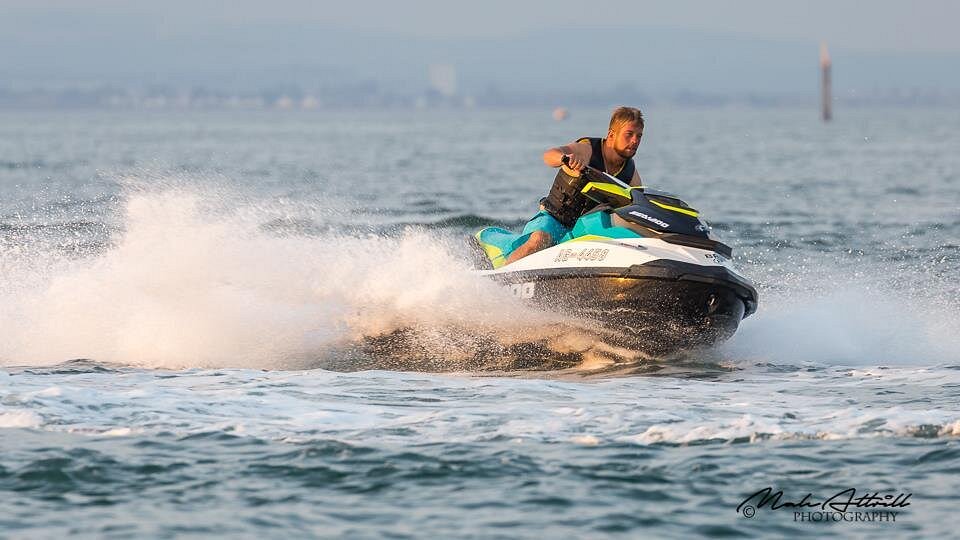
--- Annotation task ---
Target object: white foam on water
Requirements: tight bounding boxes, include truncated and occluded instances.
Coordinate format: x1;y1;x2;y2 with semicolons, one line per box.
0;185;563;369
1;366;959;447
0;409;44;429
722;263;960;367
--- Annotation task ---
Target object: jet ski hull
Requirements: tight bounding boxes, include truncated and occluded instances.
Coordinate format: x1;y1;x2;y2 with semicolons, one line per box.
485;259;756;356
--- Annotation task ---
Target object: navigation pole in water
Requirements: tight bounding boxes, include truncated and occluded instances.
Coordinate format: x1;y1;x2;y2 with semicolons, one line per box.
820;42;832;122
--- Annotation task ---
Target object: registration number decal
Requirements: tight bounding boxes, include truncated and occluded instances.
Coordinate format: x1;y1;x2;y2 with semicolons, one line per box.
553;248;609;263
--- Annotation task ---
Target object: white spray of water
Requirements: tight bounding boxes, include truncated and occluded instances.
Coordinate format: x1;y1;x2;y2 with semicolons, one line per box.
723;267;960;366
0;188;566;369
4;182;958;370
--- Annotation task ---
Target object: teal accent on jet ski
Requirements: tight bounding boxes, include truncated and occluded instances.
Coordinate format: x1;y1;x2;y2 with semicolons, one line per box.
560;211;640;242
475;211;641;268
474;227;523;269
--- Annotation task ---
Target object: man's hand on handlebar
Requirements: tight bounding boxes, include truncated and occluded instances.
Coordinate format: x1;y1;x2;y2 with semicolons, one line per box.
562;148;589;171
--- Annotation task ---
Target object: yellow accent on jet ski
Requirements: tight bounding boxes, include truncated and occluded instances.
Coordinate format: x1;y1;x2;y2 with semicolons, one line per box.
580;182;632;206
474;230;507;269
566;235;614;243
649;199;700;217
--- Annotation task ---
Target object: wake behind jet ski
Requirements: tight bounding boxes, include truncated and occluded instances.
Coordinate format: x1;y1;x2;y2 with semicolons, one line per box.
472;158;758;356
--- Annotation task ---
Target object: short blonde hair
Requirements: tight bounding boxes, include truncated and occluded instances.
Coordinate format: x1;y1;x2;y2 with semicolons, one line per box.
608;106;644;132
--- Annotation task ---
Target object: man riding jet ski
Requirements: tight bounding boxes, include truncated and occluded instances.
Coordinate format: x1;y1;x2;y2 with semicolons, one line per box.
472;156;758;356
507;106;645;264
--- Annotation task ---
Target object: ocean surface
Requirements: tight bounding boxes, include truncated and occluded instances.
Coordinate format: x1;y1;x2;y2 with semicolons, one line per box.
1;106;958;538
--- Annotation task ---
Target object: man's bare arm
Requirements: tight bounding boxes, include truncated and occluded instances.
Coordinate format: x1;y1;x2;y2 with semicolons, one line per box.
543;140;592;170
629;168;642;187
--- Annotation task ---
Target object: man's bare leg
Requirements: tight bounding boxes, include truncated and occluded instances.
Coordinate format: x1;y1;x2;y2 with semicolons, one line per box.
505;230;553;265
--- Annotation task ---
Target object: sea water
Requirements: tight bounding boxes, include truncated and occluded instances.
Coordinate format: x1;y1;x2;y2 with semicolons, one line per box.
1;107;958;538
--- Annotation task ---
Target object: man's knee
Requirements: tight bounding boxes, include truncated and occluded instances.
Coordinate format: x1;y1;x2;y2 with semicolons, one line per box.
506;230;555;264
528;230;554;249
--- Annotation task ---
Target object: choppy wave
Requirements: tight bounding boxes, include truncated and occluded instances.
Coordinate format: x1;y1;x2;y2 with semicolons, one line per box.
3;362;959;446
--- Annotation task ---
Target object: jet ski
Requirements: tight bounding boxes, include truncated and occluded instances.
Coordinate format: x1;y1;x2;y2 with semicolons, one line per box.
472;161;758;356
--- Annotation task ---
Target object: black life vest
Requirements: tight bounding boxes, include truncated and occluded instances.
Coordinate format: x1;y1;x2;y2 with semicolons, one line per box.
540;137;637;228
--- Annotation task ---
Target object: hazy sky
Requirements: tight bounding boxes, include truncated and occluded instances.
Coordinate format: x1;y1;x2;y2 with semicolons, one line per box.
5;0;960;96
7;0;960;52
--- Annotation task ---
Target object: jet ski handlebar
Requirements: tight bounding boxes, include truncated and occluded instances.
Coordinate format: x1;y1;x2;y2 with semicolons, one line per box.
561;154;634;191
